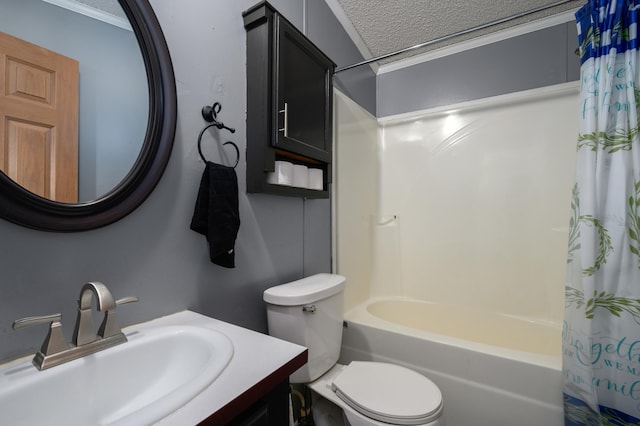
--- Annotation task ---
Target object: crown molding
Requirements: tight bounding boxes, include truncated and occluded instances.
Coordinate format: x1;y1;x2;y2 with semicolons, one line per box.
378;9;578;75
41;0;132;31
323;0;378;73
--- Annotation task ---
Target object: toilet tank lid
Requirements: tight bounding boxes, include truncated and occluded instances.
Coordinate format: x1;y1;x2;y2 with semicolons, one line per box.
263;273;346;306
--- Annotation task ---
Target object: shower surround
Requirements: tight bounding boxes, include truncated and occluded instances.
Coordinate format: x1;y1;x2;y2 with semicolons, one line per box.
334;82;578;425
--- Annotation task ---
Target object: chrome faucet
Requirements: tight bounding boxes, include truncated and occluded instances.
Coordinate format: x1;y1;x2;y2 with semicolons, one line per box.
12;281;138;370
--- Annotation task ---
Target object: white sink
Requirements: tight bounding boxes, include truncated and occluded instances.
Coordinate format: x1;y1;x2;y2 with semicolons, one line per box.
0;324;233;425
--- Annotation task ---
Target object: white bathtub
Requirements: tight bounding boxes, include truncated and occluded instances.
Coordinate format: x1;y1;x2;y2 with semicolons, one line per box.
339;298;563;426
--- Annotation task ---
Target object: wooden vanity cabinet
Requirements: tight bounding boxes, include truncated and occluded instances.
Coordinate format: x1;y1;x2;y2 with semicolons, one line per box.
198;356;306;426
243;1;336;198
227;379;289;425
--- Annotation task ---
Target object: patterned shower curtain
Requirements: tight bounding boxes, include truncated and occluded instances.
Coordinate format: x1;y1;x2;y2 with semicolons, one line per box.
563;0;640;424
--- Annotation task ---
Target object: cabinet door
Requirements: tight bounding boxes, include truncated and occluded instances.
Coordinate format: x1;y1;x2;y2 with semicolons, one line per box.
229;403;269;425
274;15;333;162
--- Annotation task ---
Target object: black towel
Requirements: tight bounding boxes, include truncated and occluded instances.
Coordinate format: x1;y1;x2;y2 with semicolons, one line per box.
190;161;240;268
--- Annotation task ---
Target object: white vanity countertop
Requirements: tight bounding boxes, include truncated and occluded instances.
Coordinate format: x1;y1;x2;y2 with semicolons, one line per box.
130;310;307;425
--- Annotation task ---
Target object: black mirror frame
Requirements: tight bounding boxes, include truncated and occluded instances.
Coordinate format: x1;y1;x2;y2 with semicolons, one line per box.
0;0;177;232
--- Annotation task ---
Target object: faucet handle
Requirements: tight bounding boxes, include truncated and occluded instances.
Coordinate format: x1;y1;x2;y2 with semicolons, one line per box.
13;313;61;329
12;313;69;356
98;296;139;339
116;296;139;306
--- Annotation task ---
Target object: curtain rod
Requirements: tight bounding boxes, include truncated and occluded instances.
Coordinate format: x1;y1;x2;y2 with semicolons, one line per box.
335;0;579;73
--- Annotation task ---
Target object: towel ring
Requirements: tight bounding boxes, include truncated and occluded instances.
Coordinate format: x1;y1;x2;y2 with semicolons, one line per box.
197;123;240;168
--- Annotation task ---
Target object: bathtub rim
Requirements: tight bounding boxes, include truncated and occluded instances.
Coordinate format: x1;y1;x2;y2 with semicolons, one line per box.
344;297;562;371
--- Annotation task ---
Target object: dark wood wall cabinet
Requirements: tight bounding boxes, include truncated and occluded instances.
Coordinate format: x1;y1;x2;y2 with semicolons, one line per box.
243;1;336;198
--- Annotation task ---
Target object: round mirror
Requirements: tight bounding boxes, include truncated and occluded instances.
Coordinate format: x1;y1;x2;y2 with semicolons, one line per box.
0;0;176;231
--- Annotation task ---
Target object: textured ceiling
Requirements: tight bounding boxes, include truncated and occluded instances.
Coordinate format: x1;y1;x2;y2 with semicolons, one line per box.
334;0;584;64
64;0;584;66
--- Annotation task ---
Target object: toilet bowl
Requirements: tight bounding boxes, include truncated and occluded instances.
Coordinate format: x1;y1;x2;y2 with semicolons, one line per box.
309;363;444;426
263;274;445;426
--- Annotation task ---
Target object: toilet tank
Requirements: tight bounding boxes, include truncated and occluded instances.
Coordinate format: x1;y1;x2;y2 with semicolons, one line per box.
263;273;346;383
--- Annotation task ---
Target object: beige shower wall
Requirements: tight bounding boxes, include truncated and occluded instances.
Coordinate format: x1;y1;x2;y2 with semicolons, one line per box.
334;90;379;311
336;83;578;324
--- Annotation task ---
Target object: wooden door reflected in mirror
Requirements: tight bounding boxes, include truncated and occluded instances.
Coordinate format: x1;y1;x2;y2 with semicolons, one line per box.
0;32;79;202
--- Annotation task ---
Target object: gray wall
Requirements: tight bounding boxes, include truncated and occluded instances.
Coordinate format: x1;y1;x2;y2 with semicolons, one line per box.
0;1;577;364
378;22;580;117
0;0;374;363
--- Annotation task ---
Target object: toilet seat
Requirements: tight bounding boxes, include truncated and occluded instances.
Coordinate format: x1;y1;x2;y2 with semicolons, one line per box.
331;362;443;426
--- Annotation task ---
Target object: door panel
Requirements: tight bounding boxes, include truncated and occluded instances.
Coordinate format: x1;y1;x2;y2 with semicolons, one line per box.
0;31;78;202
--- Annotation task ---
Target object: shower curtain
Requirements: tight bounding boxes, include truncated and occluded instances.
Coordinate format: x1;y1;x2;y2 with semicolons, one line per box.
563;0;640;424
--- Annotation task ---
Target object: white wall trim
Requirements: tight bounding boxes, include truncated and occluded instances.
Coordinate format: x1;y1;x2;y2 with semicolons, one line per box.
41;0;132;31
378;81;579;124
378;9;579;75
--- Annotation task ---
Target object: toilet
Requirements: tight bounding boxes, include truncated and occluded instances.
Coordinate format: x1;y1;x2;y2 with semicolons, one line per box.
263;273;445;426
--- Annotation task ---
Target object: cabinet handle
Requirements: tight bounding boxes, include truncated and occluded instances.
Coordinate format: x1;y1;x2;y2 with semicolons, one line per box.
278;102;288;137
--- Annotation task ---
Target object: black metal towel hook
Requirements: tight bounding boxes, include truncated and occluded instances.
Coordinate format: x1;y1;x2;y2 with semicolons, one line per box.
198;101;239;168
201;101;236;133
